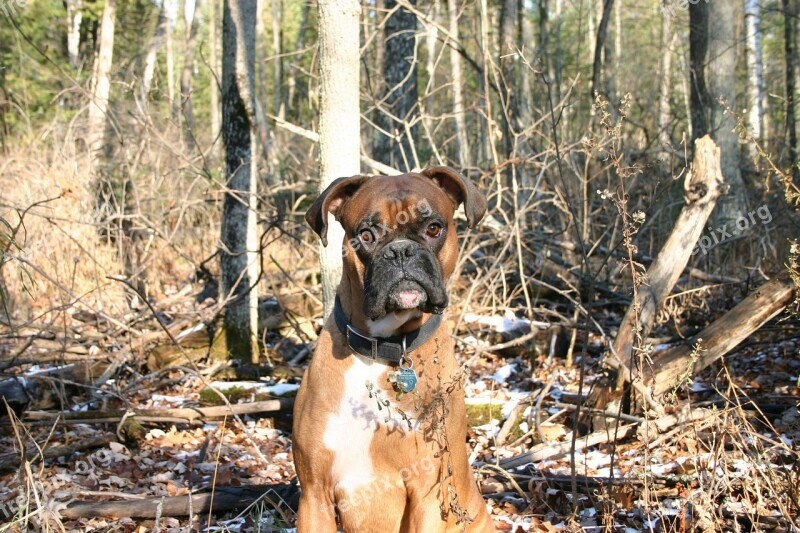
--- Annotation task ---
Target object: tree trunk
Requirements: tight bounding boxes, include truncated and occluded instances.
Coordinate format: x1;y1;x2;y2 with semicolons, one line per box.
286;0;310;114
689;1;710;141
318;0;362;319
209;0;221;149
590;0;614;102
657;1;674;156
220;0;260;365
422;0;438;140
66;0;82;69
707;0;746;222
165;0;178;118
744;0;764;146
141;0;168;108
180;0;202;150
373;0;419;171
271;0;284;119
499;0;516;161
784;0;799;184
87;0;115;161
447;0;470;166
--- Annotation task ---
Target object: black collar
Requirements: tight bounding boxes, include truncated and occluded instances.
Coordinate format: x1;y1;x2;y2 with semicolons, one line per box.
333;295;442;364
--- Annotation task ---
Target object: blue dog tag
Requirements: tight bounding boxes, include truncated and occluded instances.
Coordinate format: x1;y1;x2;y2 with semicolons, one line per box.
396;367;417;393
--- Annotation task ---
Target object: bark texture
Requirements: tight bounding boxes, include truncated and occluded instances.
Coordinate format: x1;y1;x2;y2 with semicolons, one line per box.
447;0;470;166
707;0;746;221
373;0;419;171
87;0;116;160
220;0;260;364
317;0;362;319
785;0;799;184
688;1;711;140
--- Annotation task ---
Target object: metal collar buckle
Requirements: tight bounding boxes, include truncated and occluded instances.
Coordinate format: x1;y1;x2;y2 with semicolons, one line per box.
346;323;378;360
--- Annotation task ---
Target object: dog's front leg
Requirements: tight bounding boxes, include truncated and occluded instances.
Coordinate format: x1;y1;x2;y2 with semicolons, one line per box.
296;489;337;533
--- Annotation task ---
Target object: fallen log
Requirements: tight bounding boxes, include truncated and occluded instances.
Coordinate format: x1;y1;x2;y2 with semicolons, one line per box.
609;136;724;403
24;398;294;424
0;432;117;473
59;483;299;519
646;273;796;397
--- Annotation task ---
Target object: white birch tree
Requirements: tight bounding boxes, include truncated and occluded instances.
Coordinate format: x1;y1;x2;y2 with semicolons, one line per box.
317;0;361;319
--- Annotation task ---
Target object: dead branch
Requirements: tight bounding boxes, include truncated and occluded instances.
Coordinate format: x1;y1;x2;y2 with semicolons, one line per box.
24;398;294;424
59;483;299;519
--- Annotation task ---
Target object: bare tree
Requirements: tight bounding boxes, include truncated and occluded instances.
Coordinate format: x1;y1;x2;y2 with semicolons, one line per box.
785;0;799;184
707;0;747;220
87;0;116;160
165;0;178;118
317;0;361;318
141;1;168;108
590;0;615;103
373;0;419;171
657;0;675;156
209;0;221;149
447;0;470;166
689;1;711;140
180;0;202;149
745;0;764;146
220;0;260;364
66;0;82;69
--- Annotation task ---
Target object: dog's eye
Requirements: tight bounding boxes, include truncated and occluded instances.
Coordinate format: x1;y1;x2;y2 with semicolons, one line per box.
359;229;375;243
425;223;443;238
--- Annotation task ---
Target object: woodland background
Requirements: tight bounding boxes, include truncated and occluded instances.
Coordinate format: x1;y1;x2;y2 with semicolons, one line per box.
0;0;799;531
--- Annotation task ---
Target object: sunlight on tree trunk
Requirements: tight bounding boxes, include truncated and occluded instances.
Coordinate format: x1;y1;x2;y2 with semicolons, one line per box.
744;0;764;147
317;0;361;319
87;0;115;161
220;0;260;365
447;0;470;166
66;0;82;70
708;0;746;221
141;1;168;108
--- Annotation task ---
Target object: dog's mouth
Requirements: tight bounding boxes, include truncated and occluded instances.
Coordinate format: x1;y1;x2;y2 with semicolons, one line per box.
387;279;428;311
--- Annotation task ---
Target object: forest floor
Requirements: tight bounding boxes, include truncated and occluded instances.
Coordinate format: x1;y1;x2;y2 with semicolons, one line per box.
0;275;799;533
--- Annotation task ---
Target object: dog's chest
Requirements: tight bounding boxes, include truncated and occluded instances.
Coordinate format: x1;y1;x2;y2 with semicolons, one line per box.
322;354;391;491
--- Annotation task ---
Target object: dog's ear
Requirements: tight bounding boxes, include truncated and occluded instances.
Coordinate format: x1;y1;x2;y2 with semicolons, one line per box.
306;175;370;246
421;166;487;228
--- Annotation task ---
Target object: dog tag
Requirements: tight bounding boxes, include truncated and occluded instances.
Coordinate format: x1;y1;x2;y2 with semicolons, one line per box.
396;367;417;393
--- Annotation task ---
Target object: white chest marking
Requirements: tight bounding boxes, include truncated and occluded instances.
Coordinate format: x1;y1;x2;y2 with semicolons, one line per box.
322;354;386;492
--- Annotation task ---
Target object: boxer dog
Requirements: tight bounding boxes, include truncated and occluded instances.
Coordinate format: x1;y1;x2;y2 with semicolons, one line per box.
293;167;495;532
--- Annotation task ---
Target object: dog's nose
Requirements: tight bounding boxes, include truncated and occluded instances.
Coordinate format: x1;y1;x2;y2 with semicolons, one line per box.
382;239;417;260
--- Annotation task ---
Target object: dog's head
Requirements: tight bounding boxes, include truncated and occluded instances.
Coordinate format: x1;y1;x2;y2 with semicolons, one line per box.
306;167;486;322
